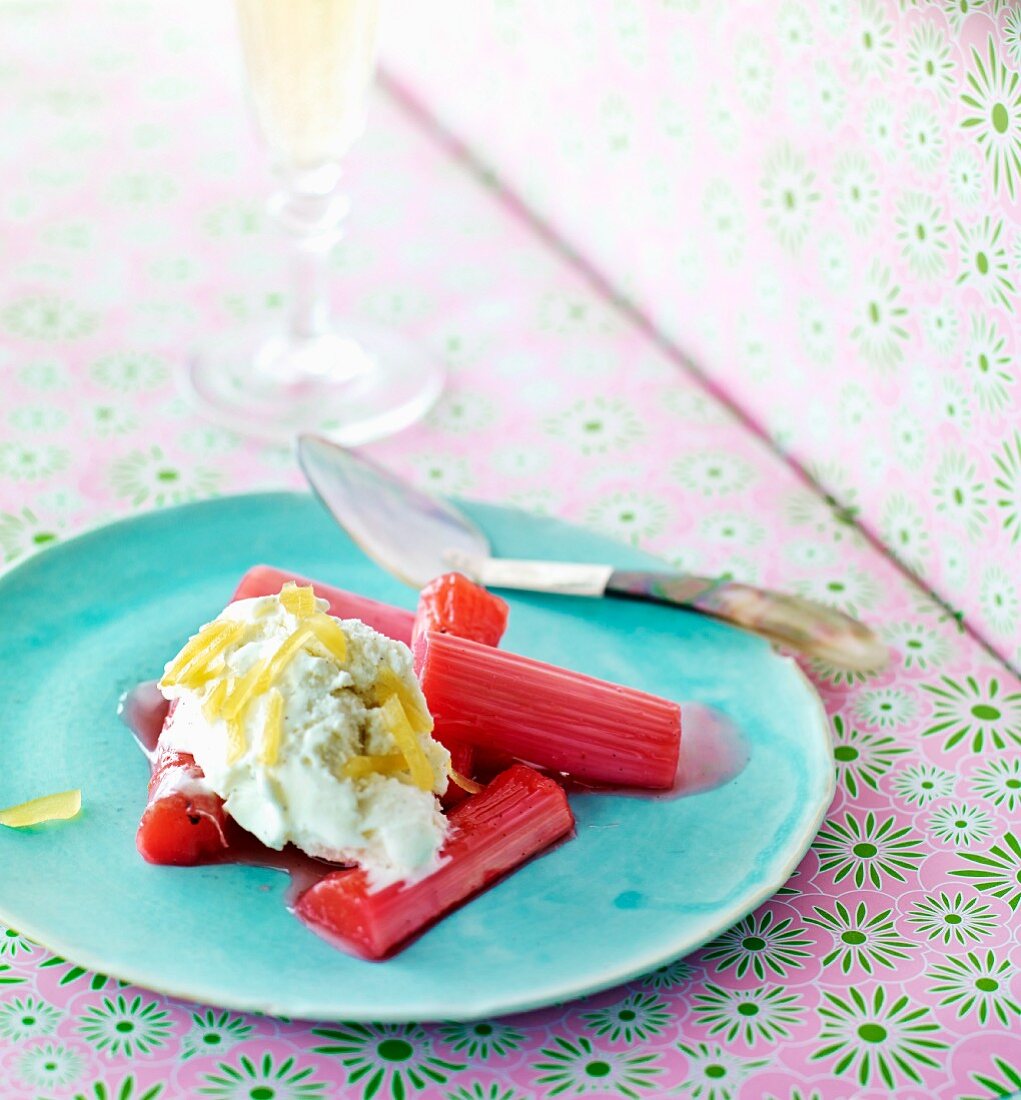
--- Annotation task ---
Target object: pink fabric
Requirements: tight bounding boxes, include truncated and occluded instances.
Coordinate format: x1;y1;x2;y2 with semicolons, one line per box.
384;0;1021;672
0;2;1019;1098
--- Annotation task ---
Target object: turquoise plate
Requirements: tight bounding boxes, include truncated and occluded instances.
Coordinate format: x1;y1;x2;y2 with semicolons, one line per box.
0;492;833;1022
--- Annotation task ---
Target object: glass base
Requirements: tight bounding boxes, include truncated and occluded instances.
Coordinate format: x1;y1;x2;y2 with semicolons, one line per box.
188;320;445;445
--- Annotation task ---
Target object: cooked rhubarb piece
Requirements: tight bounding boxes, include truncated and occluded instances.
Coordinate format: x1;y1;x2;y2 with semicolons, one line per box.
412;572;510;650
232;565;414;645
294;764;573;959
416;631;681;789
136;720;229;865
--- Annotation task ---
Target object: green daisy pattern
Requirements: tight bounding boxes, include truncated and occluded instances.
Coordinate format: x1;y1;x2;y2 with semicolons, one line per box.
922;675;1021;751
436;1020;524;1061
734;36;773;113
691;983;804;1045
805;901;914;975
907;891;998;946
881;620;952;670
852;0;895;79
850;262;909;371
0;926;35;958
832;150;880;235
948;148;986;215
993;432;1021;542
864;96;898;160
963;312;1014;413
582;992;670;1044
639;958;693;989
961;36;1021;200
89;352;168;392
891;762;957;806
1006;7;1021;67
312;1023;464;1099
893;191;949;279
812;812;924;888
1;294;97;340
674;1042;769;1100
199;1055;325;1099
584;490;668;544
852;686;918;729
532;1037;661;1098
972;757;1021;810
180;1010;253;1061
672;451;755;497
700;910;813;980
922;297;959;352
0;442;70;481
445;1085;526;1100
955;216;1015;309
881;492;931;572
71;1077;163;1100
108;447;219;508
932;450;988;540
0;995;62;1041
905;21;955;99
812;986;946;1090
927;802;994;847
760;143;820;253
927;950;1021;1026
831;715;910;798
38;954;126;991
15;1040;86;1090
965;1055;1021;1100
951;831;1021;909
543;395;644;455
2;962;26;986
77;995;172;1057
980;564;1019;636
902;101;945;172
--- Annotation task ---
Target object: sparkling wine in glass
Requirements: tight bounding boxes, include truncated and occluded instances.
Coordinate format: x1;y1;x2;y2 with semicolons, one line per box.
189;0;444;443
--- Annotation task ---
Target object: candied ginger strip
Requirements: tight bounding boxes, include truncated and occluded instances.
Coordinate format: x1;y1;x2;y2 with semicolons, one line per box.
259;689;284;766
377;667;433;733
162;620;243;687
221;659;267;721
448;768;483;795
341;753;407;780
226;716;247;765
202;677;230;722
256;625;316;692
0;789;81;828
307;614;348;664
280;582;317;618
381;695;434;791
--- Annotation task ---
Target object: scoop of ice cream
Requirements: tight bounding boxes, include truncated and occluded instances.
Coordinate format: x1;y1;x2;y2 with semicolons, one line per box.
159;587;450;887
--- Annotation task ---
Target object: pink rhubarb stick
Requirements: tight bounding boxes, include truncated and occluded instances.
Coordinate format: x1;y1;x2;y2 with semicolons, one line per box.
416;631;681;789
294;764;574;959
232;565;414;645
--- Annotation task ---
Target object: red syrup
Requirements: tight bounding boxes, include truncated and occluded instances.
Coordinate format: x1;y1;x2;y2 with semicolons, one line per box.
118;681;347;910
118;682;746;953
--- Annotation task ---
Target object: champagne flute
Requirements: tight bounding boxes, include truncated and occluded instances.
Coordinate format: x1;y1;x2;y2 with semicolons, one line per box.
189;0;444;443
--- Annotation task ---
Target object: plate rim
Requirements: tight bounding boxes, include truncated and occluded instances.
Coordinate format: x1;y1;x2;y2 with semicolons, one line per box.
0;491;835;1021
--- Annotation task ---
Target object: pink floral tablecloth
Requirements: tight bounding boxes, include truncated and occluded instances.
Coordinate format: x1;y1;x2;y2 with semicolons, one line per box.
1;3;1019;1098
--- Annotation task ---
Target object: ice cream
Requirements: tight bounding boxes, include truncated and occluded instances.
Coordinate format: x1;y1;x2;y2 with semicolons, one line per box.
158;585;450;888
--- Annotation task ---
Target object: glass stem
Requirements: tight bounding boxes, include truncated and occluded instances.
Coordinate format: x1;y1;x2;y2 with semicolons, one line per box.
270;183;349;345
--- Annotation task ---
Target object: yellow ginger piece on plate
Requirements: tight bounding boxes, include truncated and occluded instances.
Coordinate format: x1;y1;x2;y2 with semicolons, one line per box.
377;666;432;733
381;694;434;790
162;620;246;689
0;789;81;828
259;689;284;767
279;582;317;618
341;753;407;780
